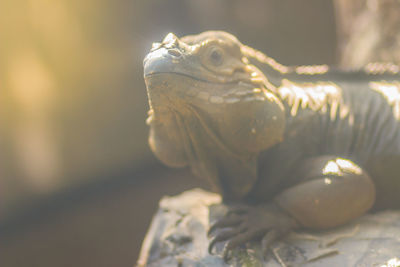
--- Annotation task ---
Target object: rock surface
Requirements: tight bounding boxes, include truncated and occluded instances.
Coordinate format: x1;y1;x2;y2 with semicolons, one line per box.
137;189;400;267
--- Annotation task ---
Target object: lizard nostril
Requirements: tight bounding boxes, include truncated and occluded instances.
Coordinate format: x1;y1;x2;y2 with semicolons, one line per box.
168;49;181;57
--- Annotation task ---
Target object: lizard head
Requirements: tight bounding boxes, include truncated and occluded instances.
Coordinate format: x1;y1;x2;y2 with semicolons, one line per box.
144;31;285;154
143;31;285;197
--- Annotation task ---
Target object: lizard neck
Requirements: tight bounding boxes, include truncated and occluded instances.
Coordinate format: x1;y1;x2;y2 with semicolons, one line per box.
241;46;350;129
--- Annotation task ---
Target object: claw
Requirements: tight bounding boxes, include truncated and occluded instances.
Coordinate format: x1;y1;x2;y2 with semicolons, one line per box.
261;230;279;258
220;229;268;262
226;205;249;216
207;203;296;261
208;227;246;254
208;215;242;236
222;243;234;262
208;238;218;255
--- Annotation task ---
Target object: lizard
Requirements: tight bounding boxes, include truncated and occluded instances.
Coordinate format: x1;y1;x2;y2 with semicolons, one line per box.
143;31;400;259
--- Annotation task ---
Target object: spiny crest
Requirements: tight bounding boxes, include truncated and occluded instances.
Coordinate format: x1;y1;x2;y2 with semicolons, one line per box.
364;62;400;75
241;45;330;75
241;45;290;74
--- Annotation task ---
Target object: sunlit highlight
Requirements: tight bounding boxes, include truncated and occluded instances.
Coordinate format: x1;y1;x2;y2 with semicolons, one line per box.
278;79;345;118
370;81;400;120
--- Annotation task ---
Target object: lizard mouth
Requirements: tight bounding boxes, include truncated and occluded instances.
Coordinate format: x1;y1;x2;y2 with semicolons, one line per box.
145;72;217;84
145;71;251;86
143;48;265;106
144;71;267;108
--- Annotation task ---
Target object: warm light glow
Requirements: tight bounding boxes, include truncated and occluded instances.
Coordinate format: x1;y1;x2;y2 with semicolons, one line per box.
7;51;59;192
8;52;54;112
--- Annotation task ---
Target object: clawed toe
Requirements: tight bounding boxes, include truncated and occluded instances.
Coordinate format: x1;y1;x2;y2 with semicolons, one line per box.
213;227;272;261
261;229;280;256
222;243;234;262
226;204;249;215
208;215;242;236
208;203;297;261
208;225;247;254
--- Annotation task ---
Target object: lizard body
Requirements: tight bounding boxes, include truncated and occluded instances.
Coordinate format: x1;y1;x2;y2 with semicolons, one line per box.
143;31;400;257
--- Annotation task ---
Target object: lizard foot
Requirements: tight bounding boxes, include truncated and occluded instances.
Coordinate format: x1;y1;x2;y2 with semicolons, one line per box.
208;203;298;261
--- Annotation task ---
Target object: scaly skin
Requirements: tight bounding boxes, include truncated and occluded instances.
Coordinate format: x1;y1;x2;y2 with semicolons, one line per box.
143;31;400;259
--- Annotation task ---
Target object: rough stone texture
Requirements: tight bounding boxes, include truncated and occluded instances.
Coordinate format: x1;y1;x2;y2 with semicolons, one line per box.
137;189;400;267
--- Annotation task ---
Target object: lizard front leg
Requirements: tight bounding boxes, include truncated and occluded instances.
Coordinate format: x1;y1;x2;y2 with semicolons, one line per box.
208;156;376;259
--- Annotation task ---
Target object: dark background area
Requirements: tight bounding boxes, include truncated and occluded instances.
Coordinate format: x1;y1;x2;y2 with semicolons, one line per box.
1;0;338;266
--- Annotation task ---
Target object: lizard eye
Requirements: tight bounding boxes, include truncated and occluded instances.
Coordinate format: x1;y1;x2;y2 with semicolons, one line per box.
209;47;224;66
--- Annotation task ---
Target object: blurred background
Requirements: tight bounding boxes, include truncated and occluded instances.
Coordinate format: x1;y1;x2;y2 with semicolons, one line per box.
0;0;337;266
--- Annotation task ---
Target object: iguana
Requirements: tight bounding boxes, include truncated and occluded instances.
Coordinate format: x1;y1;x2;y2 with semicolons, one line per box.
143;31;400;259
